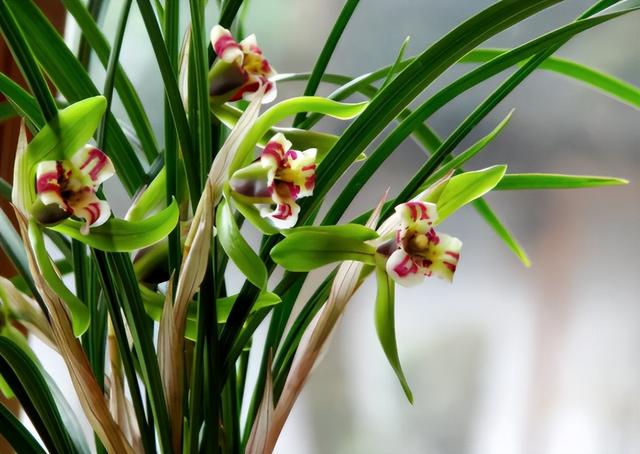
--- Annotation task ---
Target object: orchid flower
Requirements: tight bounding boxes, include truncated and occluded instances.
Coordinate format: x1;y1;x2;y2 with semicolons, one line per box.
230;133;316;229
32;145;115;234
377;201;462;287
209;25;277;104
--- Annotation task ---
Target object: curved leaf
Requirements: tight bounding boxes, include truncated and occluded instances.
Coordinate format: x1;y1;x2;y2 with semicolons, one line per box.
29;224;90;336
413;110;514;195
51;199;180;252
141;286;280;326
284;224;378;241
0;73;44;129
217;199;267;289
374;264;413;403
0;402;46;454
230;97;367;173
461;48;640;110
212;104;347;162
472;198;531;267
271;230;376;271
434;165;507;223
0;337;82;454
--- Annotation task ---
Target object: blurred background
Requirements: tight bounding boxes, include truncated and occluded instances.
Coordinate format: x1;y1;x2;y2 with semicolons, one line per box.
30;0;640;453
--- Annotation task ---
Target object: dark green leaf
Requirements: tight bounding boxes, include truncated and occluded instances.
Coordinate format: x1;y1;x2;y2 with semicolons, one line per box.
5;0;146;194
0;72;44;129
0;337;82;454
0;402;46;454
293;0;360;126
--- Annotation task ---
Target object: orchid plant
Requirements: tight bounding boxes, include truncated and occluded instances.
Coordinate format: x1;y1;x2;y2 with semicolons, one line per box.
0;0;637;453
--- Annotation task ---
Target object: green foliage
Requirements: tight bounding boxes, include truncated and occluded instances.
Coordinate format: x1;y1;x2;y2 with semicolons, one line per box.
51;200;180;252
217;199;267;288
0;0;636;452
271;227;377;271
433;165;507;223
374;263;413;403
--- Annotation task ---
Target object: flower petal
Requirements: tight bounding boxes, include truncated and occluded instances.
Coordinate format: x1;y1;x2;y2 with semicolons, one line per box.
71;145;115;186
386;249;425;287
284;148;316;198
239;34;275;77
396;201;438;232
210;25;243;63
261;133;291;179
260;200;300;229
74;197;111;234
424;233;462;282
35;160;67;208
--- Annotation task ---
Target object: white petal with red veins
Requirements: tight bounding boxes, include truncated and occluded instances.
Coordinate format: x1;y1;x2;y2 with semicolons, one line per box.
210;25;244;63
71;145;115;185
35;160;66;208
396;201;438;233
425;233;462;282
75;197;111;234
260;200;300;229
386;249;425;287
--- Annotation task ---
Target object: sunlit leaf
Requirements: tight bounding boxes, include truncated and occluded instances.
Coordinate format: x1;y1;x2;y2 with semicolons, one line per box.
271;229;376;271
434;165;507;224
495;173;628;190
51;200;179;252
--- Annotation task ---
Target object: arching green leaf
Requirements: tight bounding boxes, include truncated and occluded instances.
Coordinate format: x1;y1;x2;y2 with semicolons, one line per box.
217;199;267;289
51;199;180;252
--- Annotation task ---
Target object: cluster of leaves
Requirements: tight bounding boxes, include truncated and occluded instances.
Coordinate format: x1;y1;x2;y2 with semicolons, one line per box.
0;0;637;453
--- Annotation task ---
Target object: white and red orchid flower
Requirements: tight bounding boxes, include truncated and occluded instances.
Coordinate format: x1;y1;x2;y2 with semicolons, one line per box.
32;145;114;234
378;201;462;287
229;133;316;229
259;133;316;228
209;25;276;104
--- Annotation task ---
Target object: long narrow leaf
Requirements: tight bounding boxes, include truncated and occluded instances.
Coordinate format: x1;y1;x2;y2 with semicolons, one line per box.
303;0;564;221
61;0;160;162
0;337;82;454
495;173;629;190
0;402;46;454
293;0;360;126
5;0;146;194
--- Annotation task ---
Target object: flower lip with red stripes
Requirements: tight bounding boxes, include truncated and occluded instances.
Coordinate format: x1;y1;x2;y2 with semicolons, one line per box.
209;25;277;104
378;201;462;287
33;145;115;234
258;133;316;229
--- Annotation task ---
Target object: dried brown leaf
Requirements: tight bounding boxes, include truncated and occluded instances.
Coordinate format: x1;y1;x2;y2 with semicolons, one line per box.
15;209;134;454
